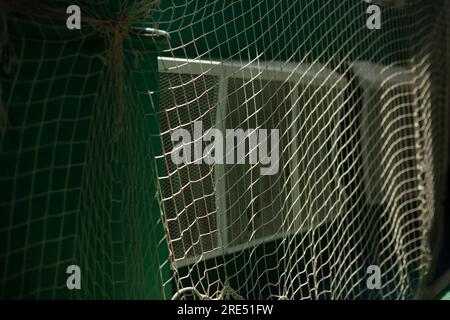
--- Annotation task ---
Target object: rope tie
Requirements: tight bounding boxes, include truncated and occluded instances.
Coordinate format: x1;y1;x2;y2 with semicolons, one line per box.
87;16;131;138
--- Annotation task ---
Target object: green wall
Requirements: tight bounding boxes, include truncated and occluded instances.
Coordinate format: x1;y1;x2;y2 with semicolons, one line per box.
155;0;411;65
1;6;170;299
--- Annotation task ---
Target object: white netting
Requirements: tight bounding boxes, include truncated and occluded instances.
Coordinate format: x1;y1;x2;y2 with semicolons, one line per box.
155;0;449;299
0;0;449;299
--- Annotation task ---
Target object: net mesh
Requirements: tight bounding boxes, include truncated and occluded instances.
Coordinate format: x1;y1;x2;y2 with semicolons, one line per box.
0;0;449;299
